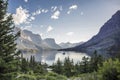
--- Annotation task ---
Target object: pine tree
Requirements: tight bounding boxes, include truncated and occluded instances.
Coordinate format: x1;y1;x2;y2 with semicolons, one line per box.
63;57;74;77
90;50;104;72
74;62;81;75
81;56;89;73
52;58;63;74
29;55;36;69
21;58;30;73
0;0;20;79
34;62;46;74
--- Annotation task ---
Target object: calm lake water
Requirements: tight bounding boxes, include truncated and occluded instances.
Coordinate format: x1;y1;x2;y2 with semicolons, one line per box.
23;51;90;65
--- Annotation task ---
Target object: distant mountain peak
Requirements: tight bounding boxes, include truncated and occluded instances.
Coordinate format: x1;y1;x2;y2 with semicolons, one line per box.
59;42;84;49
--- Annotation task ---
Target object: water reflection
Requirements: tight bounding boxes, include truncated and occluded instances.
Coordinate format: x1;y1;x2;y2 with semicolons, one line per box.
23;51;90;65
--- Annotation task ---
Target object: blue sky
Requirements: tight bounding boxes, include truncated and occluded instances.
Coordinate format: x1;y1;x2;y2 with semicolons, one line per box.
8;0;120;43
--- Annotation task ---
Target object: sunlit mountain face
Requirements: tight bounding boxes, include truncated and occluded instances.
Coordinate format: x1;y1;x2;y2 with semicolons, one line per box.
8;0;120;44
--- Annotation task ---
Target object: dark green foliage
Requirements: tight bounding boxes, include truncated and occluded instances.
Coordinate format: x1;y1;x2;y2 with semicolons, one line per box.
99;59;120;80
51;51;105;78
33;61;48;74
89;50;104;72
21;58;30;73
52;58;63;74
21;55;47;75
29;56;36;70
102;68;119;80
74;62;81;75
52;57;75;77
80;56;89;73
45;72;67;80
63;57;75;77
0;0;20;79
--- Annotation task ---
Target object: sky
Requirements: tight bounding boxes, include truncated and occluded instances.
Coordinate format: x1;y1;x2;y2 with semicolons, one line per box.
8;0;120;43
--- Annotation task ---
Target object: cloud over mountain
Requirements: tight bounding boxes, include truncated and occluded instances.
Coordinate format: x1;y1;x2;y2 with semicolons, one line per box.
12;6;29;25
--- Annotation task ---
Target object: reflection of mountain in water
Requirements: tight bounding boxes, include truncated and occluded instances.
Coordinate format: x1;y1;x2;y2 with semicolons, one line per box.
42;51;57;61
22;52;42;62
22;51;58;65
23;51;89;65
55;52;90;63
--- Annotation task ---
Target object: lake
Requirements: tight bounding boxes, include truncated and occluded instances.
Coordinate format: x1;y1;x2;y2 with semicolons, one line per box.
22;51;90;65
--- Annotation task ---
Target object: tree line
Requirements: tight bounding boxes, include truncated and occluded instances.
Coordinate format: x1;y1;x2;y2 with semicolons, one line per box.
51;51;104;77
0;0;120;80
52;51;120;80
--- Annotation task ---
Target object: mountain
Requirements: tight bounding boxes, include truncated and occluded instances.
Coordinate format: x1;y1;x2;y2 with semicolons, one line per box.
15;28;61;52
42;38;61;50
59;42;84;48
61;10;120;56
21;30;42;46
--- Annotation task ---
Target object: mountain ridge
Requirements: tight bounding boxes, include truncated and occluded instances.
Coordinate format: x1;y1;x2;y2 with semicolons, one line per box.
59;10;120;56
15;28;62;53
59;42;84;49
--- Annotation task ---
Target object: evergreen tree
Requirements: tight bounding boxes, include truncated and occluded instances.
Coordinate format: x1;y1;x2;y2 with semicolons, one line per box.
74;62;81;75
99;59;120;80
81;56;89;73
34;62;46;74
0;0;20;79
52;58;63;74
21;58;30;73
63;57;74;77
29;55;36;69
90;50;104;72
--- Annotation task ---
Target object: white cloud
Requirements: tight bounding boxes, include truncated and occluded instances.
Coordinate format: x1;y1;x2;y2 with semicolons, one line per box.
30;16;35;20
28;16;35;22
32;9;48;16
24;0;28;2
47;26;53;32
42;9;48;13
67;4;78;14
66;32;74;36
13;6;29;25
44;10;49;13
51;10;60;19
69;5;78;10
32;9;41;16
51;6;63;12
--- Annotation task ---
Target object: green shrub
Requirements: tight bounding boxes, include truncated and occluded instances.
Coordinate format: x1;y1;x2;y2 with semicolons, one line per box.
98;59;120;80
46;76;56;80
46;72;67;80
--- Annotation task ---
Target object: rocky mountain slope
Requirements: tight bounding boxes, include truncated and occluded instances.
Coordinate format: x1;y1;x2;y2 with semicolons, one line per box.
62;10;120;55
42;38;61;50
15;28;61;52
